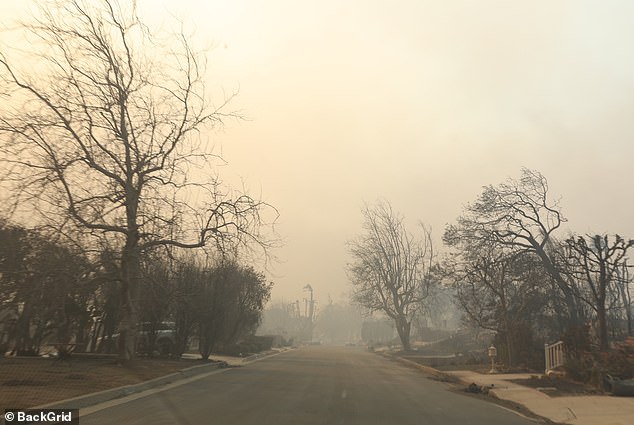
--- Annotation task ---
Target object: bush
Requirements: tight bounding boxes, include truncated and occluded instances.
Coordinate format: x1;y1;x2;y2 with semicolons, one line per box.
217;335;274;357
564;354;594;383
494;322;544;370
564;346;634;388
561;324;593;360
598;349;634;380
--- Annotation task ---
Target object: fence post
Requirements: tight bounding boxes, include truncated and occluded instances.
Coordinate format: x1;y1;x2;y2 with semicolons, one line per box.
544;341;565;374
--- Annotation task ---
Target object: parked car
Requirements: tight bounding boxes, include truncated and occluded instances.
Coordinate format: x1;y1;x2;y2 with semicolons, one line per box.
137;322;176;356
96;321;177;356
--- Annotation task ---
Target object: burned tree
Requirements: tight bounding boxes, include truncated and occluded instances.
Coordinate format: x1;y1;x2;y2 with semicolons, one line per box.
563;234;633;350
347;201;435;351
445;246;553;367
444;168;581;328
0;0;273;361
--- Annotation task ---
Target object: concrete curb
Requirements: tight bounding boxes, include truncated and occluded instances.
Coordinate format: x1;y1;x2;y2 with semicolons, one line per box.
378;351;459;383
376;351;569;424
242;347;295;363
34;361;227;410
379;351;517;395
32;348;292;411
243;352;270;362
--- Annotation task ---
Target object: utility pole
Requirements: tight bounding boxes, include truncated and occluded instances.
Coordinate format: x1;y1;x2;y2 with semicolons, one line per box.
303;284;316;342
304;284;315;322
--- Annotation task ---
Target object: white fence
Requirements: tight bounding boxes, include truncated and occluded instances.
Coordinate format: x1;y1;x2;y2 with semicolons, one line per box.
544;341;565;374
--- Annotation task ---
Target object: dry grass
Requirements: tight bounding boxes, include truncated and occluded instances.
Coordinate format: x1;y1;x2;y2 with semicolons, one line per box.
0;356;210;411
510;375;603;397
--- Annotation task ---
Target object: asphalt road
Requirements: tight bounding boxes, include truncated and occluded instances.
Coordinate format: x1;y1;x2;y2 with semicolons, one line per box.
80;346;535;425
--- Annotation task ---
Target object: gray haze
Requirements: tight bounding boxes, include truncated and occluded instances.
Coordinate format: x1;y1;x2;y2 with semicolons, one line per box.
2;0;633;306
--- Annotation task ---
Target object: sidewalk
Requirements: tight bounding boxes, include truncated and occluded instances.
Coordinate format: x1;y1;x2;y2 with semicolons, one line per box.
447;370;634;425
182;347;292;365
181;353;245;366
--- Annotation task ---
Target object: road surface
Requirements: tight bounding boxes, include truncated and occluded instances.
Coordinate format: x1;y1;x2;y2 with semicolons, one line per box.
81;346;535;425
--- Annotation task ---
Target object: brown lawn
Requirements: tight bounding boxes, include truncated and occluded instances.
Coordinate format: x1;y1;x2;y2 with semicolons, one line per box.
511;375;603;397
0;356;213;411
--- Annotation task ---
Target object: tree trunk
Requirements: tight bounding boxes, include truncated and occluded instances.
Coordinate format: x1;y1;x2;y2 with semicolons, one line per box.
534;246;581;327
505;331;514;367
14;302;37;355
617;280;633;336
395;316;411;351
199;324;214;360
597;263;609;351
118;233;141;362
174;324;191;358
597;301;609;351
617;266;633;336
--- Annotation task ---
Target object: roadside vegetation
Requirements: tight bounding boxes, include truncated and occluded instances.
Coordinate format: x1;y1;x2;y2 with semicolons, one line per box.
0;0;276;363
348;168;634;387
0;223;273;360
1;0;632;399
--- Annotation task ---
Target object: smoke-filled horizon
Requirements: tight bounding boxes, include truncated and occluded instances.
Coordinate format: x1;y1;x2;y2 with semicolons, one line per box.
2;0;633;307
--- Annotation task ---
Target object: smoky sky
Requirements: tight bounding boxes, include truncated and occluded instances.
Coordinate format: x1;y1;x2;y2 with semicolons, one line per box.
2;0;634;306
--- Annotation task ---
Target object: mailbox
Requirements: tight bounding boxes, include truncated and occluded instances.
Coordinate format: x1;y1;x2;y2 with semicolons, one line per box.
488;345;497;359
488;345;498;374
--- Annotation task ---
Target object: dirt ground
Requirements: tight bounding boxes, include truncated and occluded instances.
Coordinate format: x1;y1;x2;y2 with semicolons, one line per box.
511;375;603;397
0;355;218;411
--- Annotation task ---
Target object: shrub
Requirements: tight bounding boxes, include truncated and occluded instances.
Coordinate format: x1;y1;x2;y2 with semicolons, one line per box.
563;354;594;383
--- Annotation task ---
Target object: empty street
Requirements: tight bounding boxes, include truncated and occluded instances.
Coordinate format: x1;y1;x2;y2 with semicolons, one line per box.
80;346;535;425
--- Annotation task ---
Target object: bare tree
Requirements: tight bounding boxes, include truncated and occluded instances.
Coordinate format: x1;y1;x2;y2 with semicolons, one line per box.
563;234;634;350
445;246;553;367
347;201;435;351
0;0;275;361
614;261;633;337
444;168;581;327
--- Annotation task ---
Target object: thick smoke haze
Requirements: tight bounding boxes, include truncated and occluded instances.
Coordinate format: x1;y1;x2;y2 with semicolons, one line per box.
2;0;633;307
